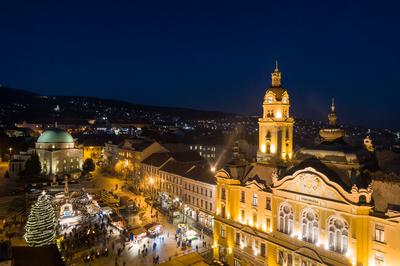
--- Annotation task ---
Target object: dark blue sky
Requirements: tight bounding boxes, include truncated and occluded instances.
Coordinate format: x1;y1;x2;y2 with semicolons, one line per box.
1;0;399;129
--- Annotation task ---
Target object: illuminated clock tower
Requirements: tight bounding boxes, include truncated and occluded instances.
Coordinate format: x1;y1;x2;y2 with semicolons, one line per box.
257;62;294;163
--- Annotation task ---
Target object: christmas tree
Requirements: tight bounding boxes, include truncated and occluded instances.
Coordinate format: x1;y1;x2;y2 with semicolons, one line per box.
24;191;56;247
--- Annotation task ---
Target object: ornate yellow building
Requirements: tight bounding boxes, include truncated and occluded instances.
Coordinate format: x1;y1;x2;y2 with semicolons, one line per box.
258;62;294;163
213;65;400;266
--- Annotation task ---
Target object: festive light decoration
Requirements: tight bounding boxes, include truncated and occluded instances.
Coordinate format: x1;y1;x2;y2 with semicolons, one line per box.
24;191;56;247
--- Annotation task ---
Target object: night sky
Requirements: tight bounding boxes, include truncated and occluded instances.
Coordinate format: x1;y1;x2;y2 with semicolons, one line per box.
1;1;399;129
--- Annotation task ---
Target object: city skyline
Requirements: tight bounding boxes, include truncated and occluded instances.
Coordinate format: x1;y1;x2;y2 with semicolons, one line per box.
1;1;399;129
1;2;400;266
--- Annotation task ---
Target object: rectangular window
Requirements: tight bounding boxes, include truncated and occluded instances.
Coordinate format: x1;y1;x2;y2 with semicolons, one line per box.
288;254;293;266
221;226;226;238
253;193;258;207
241;209;245;222
375;225;385;243
374;251;385;266
266;197;271;210
235;232;240;245
210;202;212;211
254;239;259;254
260;243;266;257
278;251;284;265
240;191;245;203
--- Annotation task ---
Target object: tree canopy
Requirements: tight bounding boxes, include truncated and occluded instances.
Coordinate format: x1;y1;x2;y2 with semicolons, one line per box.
21;153;41;178
82;158;95;173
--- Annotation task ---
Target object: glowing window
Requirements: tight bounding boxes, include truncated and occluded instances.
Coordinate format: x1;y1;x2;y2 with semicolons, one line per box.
328;217;349;254
301;209;319;244
278;203;293;235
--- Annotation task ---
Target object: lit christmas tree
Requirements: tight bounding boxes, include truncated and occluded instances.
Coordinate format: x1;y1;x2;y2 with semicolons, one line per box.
24;191;56;247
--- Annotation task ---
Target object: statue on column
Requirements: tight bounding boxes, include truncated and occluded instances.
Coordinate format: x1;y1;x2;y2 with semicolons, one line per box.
60;176;74;217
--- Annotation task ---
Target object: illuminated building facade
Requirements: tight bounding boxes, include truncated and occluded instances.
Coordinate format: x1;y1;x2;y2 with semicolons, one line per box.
82;145;103;161
35;128;83;178
213;65;400;266
142;152;216;230
104;138;168;179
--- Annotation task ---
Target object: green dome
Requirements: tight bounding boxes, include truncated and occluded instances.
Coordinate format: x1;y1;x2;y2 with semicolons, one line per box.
37;128;74;143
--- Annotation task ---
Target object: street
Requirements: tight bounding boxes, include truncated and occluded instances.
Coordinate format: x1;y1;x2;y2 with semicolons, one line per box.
68;170;212;266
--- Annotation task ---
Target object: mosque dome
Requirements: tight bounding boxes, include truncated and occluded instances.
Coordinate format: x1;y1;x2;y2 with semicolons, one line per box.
37;128;74;144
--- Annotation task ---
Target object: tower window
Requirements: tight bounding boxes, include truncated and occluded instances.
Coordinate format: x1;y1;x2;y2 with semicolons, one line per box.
267;97;273;104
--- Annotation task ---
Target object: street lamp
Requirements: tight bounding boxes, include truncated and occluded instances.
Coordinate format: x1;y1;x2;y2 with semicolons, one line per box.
8;147;12;161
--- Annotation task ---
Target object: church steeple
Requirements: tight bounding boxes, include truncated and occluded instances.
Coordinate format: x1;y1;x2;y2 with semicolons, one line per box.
319;97;344;142
328;97;337;126
258;62;294;163
271;60;281;87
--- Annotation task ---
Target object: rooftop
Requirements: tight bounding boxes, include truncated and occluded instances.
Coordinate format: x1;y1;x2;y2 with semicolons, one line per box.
37;128;74;144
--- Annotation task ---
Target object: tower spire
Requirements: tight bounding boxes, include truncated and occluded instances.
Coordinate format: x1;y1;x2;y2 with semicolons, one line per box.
328;97;337;126
271;61;281;87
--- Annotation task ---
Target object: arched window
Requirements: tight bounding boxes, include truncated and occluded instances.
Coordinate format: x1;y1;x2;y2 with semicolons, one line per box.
328;217;349;254
278;203;293;235
301;209;319;244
